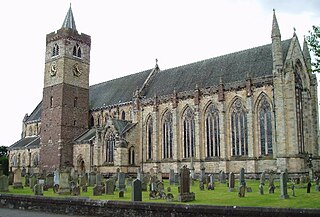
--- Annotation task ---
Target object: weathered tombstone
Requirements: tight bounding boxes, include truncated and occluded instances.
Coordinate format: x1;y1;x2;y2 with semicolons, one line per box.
132;179;142;201
238;185;245;197
82;185;88;192
13;168;23;189
33;184;43;196
89;171;96;186
228;172;235;192
0;175;9;192
259;183;264;195
127;177;133;186
239;168;246;187
169;169;174;185
30;174;37;189
117;172;126;191
199;180;204;191
96;173;103;186
157;181;164;193
24;173;30;187
58;170;71;195
200;166;206;183
220;171;226;184
21;168;26;177
269;185;275;194
260;171;266;185
53;184;59;193
71;186;80;196
291;182;296;197
280;172;289;199
79;175;87;187
166;193;174;202
46;173;54;188
8;169;14;185
307;182;311;193
119;190;124;198
174;173;180;186
315;177;319;192
157;171;163;182
53;170;60;186
178;165;195;202
93;184;103;196
105;179;115;195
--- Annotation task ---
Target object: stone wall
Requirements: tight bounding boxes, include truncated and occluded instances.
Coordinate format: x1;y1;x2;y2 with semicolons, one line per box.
0;194;319;217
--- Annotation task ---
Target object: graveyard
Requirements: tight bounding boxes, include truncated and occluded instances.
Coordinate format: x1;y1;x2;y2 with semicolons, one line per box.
1;167;320;209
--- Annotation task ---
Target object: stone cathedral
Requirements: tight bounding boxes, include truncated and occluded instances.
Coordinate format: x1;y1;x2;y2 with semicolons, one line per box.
8;6;319;177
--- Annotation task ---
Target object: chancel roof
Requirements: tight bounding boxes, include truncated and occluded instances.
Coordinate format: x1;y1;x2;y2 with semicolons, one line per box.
9;136;40;150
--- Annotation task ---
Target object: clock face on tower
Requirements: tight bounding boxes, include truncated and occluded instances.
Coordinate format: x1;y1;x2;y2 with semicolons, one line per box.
73;63;82;77
50;61;57;77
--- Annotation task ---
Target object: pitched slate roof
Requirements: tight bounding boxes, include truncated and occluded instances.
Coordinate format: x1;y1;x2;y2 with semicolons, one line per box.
74;129;96;143
112;119;136;136
143;39;292;98
9;136;40;150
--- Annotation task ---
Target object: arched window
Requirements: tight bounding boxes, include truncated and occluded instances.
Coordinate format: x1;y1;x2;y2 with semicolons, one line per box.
183;107;195;158
12;155;17;166
97;115;101;127
205;104;220;157
129;146;135;165
90;115;94;127
22;153;26;166
146;116;153;160
52;43;59;57
295;69;304;153
106;133;115;163
259;97;273;155
33;153;39;166
230;99;248;156
73;43;81;58
121;111;126;120
162;111;173;159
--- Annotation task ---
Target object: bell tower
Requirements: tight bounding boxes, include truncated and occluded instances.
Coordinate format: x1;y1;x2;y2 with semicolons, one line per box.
40;5;91;171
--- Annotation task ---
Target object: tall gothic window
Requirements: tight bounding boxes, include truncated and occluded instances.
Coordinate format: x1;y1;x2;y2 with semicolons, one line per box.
295;70;304;153
183;107;195;158
106;133;115;163
231;99;248;156
205;104;220;157
121;111;126;120
146;116;153;160
259;97;273;155
129;147;135;165
162;111;173;159
73;43;81;58
52;43;59;57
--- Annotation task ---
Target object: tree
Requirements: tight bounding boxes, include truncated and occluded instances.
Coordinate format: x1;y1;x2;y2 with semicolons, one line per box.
306;25;320;72
0;146;9;175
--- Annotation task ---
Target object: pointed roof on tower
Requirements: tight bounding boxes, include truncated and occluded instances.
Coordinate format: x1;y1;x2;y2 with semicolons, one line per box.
62;4;77;30
271;9;281;38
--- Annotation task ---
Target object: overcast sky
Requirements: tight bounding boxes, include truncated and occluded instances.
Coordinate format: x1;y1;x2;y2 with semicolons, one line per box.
1;0;320;147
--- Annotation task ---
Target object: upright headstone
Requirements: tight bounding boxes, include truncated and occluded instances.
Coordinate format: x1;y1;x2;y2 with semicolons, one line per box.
46;173;54;188
228;172;235;192
239;168;246;187
13;168;23;189
280;172;289;199
24;173;30;187
71;186;80;196
200;166;206;183
30;174;37;189
259;183;264;195
33;184;43;196
93;184;103;196
21;168;26;177
8;169;14;185
89;171;96;186
307;182;311;193
178;166;195;202
220;171;226;184
174;173;180;186
79;175;87;187
127;177;133;186
53;170;60;185
260;171;266;185
96;173;103;186
169;169;174;185
105;179;115;195
58;170;71;195
132;179;142;201
0;175;9;192
315;177;319;192
117;172;126;191
238;185;245;197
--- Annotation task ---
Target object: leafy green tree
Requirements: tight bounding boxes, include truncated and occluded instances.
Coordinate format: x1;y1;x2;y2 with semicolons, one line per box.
0;146;9;175
306;25;320;72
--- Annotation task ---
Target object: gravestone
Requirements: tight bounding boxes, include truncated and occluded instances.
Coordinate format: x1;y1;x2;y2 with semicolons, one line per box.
71;186;80;196
21;168;26;177
157;171;163;182
178;165;195;202
96;173;103;186
79;175;87;187
132;179;142;201
169;169;174;185
200;166;206;184
8;169;14;185
93;184;103;196
127;177;133;186
53;170;60;185
82;185;88;192
33;184;43;196
0;175;9;192
307;182;311;193
29;174;37;189
260;171;266;185
174;173;180;186
166;193;174;202
315;177;319;192
259;183;264;195
89;171;96;186
268;172;275;194
46;173;54;188
199;180;204;191
238;185;245;197
58;170;71;195
220;171;226;184
291;182;296;197
13;168;23;189
119;190;124;198
280;172;289;199
228;172;235;192
117;172;126;191
105;179;115;195
239;168;246;187
24;173;30;187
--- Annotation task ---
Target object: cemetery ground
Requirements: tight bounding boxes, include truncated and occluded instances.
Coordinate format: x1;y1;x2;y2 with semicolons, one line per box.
2;178;320;209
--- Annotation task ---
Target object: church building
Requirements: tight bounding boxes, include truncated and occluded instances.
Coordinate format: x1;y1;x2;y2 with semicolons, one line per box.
8;6;319;177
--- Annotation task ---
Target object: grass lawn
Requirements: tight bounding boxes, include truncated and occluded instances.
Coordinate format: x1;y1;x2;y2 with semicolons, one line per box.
3;179;320;209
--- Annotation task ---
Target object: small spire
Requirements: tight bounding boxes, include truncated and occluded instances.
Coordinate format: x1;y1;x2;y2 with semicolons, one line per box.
62;4;77;30
303;36;311;60
271;9;281;38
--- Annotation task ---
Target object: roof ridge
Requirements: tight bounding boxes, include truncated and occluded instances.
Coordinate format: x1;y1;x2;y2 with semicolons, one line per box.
159;39;292;73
